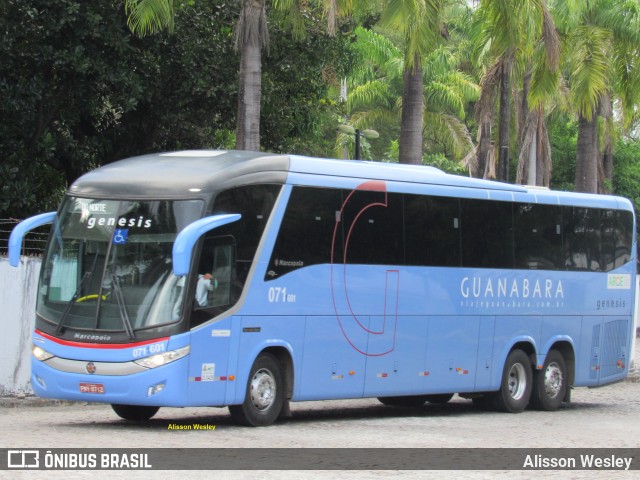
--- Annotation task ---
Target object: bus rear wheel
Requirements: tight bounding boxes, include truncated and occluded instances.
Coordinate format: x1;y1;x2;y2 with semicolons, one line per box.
530;349;567;411
488;349;532;413
111;404;159;421
229;353;284;427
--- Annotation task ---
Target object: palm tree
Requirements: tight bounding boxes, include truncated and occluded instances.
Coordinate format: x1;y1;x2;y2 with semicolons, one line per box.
343;27;478;162
554;0;640;193
379;0;445;165
471;0;559;183
125;0;270;151
515;4;561;186
234;0;269;150
125;0;357;152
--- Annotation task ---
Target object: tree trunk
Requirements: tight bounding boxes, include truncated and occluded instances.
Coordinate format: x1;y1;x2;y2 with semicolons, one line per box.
475;120;492;179
600;94;614;193
235;0;264;151
602;136;613;192
575;113;598;193
497;57;512;182
399;55;423;165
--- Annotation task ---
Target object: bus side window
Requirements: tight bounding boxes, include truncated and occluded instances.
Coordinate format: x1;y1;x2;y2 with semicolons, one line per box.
267;187;344;279
514;204;563;270
211;242;233;307
564;207;602;271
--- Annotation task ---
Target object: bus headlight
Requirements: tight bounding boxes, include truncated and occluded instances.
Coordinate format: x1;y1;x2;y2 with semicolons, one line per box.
134;346;190;369
32;345;55;362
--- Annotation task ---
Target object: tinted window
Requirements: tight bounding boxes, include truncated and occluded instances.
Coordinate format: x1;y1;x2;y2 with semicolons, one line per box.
612;210;633;269
341;189;404;266
266;186;633;277
514;204;563;270
212;184;280;284
564;207;602;271
267;187;343;279
405;195;460;266
460;199;513;268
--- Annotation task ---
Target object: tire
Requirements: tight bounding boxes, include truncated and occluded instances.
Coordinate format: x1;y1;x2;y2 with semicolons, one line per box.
229;353;284;427
529;349;567;411
377;395;428;407
111;404;159;421
487;349;532;413
424;393;454;405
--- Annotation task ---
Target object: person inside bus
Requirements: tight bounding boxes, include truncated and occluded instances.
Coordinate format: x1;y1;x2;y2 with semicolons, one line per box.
171;273;218;321
195;273;218;308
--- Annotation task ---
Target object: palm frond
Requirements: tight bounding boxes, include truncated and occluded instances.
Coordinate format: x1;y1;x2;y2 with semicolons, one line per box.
353;27;404;74
351;109;400;130
423;111;473;160
347;81;392;111
234;1;269;51
125;0;174;37
569;25;612;120
424;82;465;118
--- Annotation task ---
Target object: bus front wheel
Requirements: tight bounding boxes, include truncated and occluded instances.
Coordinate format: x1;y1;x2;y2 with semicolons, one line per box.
529;349;567;411
111;404;159;421
489;349;532;413
229;353;284;427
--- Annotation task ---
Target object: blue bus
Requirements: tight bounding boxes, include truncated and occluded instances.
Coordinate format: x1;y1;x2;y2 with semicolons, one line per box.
9;150;637;426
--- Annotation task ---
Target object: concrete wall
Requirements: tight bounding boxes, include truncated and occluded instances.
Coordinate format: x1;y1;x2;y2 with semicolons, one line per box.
0;256;40;395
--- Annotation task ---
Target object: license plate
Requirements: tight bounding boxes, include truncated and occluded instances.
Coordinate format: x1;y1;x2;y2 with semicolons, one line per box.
79;383;105;394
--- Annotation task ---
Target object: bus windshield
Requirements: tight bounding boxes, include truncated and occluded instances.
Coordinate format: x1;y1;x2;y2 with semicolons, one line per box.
36;197;204;336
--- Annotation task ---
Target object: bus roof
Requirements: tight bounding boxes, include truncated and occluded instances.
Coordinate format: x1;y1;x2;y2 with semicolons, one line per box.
68;150;633;211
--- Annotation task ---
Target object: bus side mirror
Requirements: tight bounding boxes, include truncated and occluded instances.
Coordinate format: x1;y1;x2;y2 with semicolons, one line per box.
8;212;56;267
172;214;241;277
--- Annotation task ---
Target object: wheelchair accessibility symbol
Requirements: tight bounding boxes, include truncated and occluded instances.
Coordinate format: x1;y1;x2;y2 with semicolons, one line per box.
112;229;129;245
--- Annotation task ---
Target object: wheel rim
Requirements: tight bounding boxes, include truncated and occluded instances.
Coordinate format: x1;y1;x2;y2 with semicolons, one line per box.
544;361;563;399
507;362;527;400
249;368;276;411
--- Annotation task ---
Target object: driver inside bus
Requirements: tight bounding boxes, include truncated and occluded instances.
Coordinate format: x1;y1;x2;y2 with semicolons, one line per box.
195;273;218;308
172;273;218;320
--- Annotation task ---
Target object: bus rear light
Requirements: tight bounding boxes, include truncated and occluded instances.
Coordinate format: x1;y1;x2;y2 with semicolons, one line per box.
134;345;190;369
32;345;54;362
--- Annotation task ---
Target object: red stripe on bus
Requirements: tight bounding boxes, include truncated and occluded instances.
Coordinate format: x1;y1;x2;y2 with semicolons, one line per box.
34;329;169;349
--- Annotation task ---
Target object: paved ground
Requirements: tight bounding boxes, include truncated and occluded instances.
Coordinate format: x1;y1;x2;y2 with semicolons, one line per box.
1;335;639;479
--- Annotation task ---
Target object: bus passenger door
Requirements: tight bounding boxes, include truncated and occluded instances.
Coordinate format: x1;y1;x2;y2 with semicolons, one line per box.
187;236;237;406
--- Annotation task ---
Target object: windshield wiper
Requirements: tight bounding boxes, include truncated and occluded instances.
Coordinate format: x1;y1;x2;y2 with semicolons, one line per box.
110;274;135;340
55;271;93;335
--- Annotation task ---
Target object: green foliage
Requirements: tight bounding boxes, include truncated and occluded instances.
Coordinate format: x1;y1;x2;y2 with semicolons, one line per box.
0;0;350;217
422;153;466;175
548;116;578;191
1;0;145;217
612;140;640;214
260;11;353;156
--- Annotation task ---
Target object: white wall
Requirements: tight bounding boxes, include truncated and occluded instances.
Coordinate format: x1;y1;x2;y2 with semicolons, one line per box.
0;256;40;395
